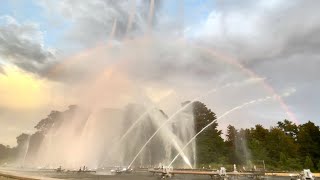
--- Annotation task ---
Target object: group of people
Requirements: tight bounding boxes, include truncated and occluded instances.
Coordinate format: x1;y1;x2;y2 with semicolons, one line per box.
55;165;92;173
78;165;88;172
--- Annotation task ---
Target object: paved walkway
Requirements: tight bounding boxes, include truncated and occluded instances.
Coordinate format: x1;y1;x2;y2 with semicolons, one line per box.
0;170;59;180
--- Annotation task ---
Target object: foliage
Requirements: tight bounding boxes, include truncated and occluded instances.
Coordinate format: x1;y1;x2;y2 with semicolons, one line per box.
219;119;320;171
304;156;314;171
297;121;320;169
0;144;11;164
193;101;225;165
0;102;320;172
277;119;298;140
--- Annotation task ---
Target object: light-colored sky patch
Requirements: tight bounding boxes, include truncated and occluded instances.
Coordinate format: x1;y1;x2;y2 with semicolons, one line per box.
0;65;51;109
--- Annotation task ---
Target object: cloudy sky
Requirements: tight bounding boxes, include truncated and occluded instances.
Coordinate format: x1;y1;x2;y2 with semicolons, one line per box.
0;0;319;146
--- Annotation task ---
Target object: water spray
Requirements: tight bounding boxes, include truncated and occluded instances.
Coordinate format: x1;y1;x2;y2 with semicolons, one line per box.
126;0;136;36
147;0;155;34
168;94;281;166
22;134;31;166
110;19;117;40
127;78;262;169
100;94;172;166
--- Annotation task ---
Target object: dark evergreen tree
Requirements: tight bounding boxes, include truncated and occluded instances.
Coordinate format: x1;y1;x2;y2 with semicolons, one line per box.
248;125;269;165
226;125;238;163
193;101;225;165
297;121;320;170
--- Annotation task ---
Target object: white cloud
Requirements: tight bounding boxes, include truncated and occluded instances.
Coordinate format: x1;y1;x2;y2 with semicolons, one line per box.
185;0;320;125
192;1;320;61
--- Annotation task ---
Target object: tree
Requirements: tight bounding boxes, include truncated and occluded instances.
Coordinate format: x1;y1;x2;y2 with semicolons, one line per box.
35;105;79;133
304;156;314;170
34;110;63;134
226;125;238;164
277;119;298;140
193;101;225;165
248;125;269;165
286;158;302;170
251;124;269;142
265;127;299;167
279;152;287;167
16;133;30;148
0;144;11;163
297;121;320;170
226;125;237;143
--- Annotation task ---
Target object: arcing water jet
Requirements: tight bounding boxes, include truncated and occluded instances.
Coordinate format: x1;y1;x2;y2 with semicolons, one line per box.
127;78;262;168
168;95;278;166
127;108;193;169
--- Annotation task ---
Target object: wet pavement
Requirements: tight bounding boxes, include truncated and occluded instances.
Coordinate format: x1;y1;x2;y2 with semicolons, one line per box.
0;168;315;180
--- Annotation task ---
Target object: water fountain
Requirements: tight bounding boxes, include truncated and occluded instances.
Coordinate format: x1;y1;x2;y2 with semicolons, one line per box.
127;78;263;167
10;0;299;174
168;95;276;167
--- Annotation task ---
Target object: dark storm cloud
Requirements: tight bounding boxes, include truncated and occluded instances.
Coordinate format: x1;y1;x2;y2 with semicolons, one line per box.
198;0;320;63
0;16;54;74
194;0;320;123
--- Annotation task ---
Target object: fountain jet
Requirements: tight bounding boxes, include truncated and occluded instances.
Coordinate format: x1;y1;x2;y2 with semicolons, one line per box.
168;95;280;166
128;78;262;168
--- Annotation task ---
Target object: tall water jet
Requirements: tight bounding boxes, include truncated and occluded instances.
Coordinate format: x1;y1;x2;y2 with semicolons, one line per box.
100;92;192;167
178;0;184;37
235;131;252;165
126;0;136;36
111;94;173;155
99;104;150;166
21;134;31;166
147;0;155;34
24;106;124;168
110;19;117;40
127;107;193;169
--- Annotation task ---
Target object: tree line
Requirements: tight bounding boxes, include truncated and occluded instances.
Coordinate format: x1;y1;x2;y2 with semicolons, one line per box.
0;102;320;171
193;101;320;171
